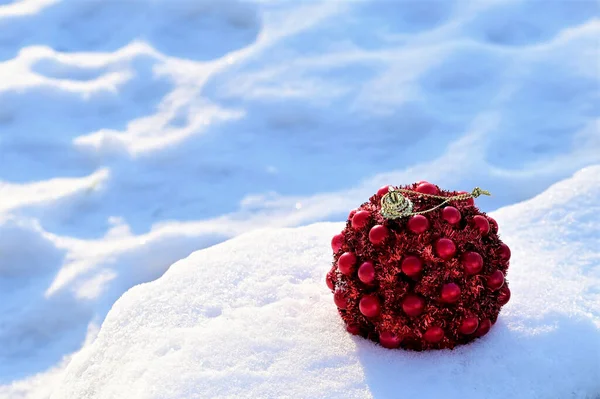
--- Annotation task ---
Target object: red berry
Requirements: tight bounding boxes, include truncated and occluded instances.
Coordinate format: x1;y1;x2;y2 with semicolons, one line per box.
459;316;479;335
416;180;429;185
407;215;430;234
499;243;511;262
334;290;347;309
401;256;423;277
346;324;361;335
487;270;505;291
472;215;490;235
379;331;402;348
369;225;389;245
441;283;461;303
326;274;334;290
348;209;357;220
498;285;511;305
331;233;344;253
358;261;376;284
338;252;357;275
352;210;370;229
402;295;425;317
474;319;492;337
424;326;444;343
416;182;439;195
462;251;484;275
442;206;461;224
459;191;475;206
435;238;456;259
377;185;392;197
359;295;381;318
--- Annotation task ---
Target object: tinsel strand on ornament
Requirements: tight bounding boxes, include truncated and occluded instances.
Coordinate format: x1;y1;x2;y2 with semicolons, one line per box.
326;182;511;350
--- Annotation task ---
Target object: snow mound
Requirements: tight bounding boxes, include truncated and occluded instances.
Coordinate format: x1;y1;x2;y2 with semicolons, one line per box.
52;167;600;399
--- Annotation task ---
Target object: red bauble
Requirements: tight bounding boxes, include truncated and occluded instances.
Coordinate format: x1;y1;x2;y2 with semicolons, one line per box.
499;243;511;262
424;326;444;343
352;210;370;229
435;238;456;260
328;182;511;350
416;182;439;195
462;251;484;275
498;285;511;305
401;256;422;277
333;290;347;309
377;185;392;197
474;319;492;337
369;225;389;245
331;233;344;253
441;283;461;303
337;252;357;275
407;215;429;234
402;295;425;317
472;215;490;235
358;261;376;284
459;316;479;335
442;206;461;224
379;331;402;348
359;295;381;318
487;270;505;291
326;274;334;290
346;324;361;335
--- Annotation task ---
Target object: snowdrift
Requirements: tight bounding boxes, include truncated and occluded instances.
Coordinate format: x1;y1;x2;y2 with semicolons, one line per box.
52;167;600;399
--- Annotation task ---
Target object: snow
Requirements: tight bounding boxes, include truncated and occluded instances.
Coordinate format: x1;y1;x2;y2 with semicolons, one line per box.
51;167;600;399
0;0;599;398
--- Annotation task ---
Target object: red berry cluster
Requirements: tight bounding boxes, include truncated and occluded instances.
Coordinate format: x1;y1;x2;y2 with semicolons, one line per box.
326;182;511;350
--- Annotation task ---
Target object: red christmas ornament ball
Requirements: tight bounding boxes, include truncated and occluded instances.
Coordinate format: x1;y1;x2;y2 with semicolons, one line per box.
441;283;461;303
352;210;370;229
474;319;492;337
359;295;381;318
326;274;334;290
337;252;357;276
331;233;344;253
459;316;479;335
369;224;389;245
472;215;490;235
416;182;439;195
435;238;456;260
487;270;505;291
462;251;484;275
499;243;512;262
442;206;461;224
346;324;361;335
424;326;445;343
377;185;392;197
379;331;402;349
407;215;430;234
402;295;425;317
358;261;376;284
401;256;423;277
498;285;511;305
334;290;347;309
328;182;511;350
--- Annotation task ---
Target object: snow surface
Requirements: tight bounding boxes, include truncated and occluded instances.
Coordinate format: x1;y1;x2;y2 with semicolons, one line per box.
51;167;600;399
0;0;599;398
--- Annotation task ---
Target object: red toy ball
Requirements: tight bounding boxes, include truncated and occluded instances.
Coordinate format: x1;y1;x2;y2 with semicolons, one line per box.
326;182;511;350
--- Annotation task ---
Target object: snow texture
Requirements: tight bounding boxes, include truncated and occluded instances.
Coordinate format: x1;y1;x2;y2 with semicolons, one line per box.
0;0;599;397
51;167;600;399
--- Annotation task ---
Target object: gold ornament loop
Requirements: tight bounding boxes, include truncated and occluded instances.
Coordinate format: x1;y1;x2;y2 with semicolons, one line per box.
380;186;491;220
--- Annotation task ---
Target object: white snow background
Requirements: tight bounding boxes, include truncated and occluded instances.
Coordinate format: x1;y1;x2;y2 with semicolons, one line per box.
0;0;598;398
